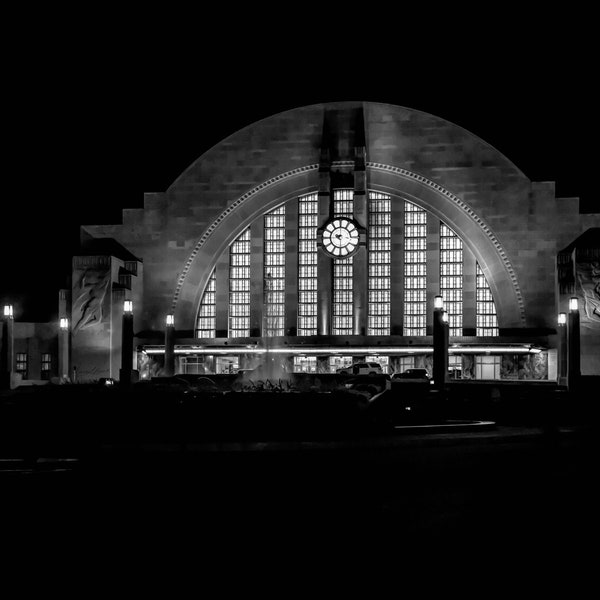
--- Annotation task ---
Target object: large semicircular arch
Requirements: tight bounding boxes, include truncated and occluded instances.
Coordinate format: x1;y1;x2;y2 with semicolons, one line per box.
172;163;526;330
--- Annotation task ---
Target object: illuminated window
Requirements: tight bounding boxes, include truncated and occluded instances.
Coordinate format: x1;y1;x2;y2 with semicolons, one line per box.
216;356;240;374
332;189;354;335
475;354;501;379
448;355;462;379
476;263;499;336
328;356;353;373
229;228;251;337
196;268;216;338
264;206;286;336
440;222;463;336
367;355;389;373
396;356;415;374
16;353;27;377
448;355;462;369
41;353;51;371
403;201;427;335
40;353;52;380
293;356;317;373
333;189;353;218
180;355;207;375
42;354;52;373
298;193;318;335
368;192;391;335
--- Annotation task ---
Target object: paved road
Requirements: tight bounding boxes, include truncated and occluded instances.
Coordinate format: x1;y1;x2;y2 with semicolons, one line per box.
2;425;594;523
2;424;596;588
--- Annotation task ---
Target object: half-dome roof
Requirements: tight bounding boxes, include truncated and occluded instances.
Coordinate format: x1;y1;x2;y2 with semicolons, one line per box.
167;101;528;194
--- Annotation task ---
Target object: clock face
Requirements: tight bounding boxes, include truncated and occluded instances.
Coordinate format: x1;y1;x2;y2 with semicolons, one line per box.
322;218;360;257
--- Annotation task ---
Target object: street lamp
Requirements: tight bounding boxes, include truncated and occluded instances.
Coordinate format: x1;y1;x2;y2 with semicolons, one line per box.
433;295;447;392
1;304;15;389
567;297;580;392
120;300;134;384
58;317;70;380
164;313;175;376
557;312;567;385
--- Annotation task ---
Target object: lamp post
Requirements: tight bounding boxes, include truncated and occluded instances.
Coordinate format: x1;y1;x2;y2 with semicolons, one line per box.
557;312;567;386
164;314;175;377
432;295;447;392
442;309;449;380
1;304;14;389
120;300;134;385
567;297;580;392
58;317;70;382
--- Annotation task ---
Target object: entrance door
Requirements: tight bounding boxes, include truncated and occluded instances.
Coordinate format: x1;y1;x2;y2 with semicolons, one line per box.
475;355;500;379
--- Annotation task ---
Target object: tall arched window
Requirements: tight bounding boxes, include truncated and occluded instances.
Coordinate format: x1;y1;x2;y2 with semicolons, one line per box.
297;193;318;335
195;267;216;338
476;263;499;336
440;222;463;336
264;206;286;336
403;201;427;335
229;228;251;337
368;192;391;335
332;190;354;335
195;191;503;343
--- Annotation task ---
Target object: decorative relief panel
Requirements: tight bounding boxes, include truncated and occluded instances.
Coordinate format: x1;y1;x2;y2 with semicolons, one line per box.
72;265;111;333
577;261;600;329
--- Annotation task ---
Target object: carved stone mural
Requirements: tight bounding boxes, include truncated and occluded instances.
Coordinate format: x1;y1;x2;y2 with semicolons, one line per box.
577;261;600;329
461;355;475;379
72;265;111;334
500;354;518;379
137;351;162;379
501;353;547;380
415;354;433;377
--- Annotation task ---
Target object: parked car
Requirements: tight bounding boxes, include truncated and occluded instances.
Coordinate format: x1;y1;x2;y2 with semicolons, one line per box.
392;368;431;380
343;375;389;398
337;362;383;375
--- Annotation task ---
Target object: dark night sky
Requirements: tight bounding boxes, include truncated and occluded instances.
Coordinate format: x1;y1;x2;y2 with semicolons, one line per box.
1;24;596;322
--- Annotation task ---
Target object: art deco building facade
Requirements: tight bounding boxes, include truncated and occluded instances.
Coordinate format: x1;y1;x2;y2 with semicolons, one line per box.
3;102;599;385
